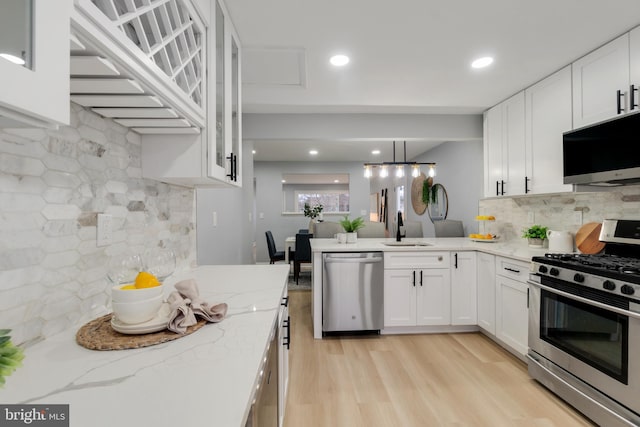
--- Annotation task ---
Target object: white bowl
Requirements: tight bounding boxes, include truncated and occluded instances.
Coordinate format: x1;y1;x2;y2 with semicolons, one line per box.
111;283;163;304
112;294;163;325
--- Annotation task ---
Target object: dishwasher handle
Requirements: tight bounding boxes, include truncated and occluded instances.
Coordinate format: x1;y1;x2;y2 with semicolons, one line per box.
324;257;382;264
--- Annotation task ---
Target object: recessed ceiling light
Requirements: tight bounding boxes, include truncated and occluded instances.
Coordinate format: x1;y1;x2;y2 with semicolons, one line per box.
252;150;256;154
330;54;350;67
281;179;286;183
334;179;339;183
372;150;381;155
471;56;494;69
0;53;25;65
309;150;318;155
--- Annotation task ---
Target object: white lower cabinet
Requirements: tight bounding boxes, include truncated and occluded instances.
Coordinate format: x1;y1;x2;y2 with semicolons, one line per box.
383;252;451;327
450;251;477;325
278;289;289;427
494;257;530;358
476;252;496;334
384;268;451;327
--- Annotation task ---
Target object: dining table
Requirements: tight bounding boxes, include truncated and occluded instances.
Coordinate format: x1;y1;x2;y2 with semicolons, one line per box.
284;236;296;263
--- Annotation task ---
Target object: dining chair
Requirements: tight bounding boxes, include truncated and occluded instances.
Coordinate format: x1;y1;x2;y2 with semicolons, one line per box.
403;221;424;238
265;231;286;264
357;221;386;238
293;233;312;284
433;219;465;237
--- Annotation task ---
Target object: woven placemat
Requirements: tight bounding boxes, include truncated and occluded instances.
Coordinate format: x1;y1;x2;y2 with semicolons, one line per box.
76;313;206;351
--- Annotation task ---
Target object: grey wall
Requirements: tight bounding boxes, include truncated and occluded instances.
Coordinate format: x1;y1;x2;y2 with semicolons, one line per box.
404;140;484;237
196;140;255;265
253;161;371;263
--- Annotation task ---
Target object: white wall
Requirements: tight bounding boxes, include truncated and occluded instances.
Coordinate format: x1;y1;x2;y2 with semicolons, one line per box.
253;161;370;263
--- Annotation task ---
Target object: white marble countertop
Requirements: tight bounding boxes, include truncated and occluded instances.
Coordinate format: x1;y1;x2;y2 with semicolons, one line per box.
0;264;290;427
310;237;550;262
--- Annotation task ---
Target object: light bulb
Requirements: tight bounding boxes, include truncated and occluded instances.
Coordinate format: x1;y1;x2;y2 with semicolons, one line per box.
380;165;389;178
395;165;405;178
363;165;372;178
428;165;436;178
411;165;421;178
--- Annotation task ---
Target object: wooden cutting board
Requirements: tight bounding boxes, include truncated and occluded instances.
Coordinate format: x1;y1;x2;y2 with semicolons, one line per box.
575;222;606;254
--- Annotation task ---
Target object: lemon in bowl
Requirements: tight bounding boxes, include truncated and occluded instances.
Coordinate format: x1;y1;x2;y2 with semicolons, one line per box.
111;271;163;303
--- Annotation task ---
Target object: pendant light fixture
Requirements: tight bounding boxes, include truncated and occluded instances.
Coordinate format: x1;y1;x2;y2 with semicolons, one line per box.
364;141;436;179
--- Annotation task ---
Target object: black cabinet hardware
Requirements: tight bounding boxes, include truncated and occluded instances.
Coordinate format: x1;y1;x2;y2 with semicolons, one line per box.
505;267;521;274
496;180;505;196
525;176;530;193
500;180;505;195
283;316;290;349
617;89;625;114
281;296;289;307
420;270;423;286
226;152;238;181
454;253;458;269
412;270;416;287
527;288;530;309
631;85;638;111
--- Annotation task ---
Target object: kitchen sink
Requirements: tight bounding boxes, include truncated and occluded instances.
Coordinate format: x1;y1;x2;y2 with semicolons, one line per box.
382;241;432;247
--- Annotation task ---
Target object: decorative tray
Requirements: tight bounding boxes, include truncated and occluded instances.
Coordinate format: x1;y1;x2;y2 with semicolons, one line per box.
470;237;500;243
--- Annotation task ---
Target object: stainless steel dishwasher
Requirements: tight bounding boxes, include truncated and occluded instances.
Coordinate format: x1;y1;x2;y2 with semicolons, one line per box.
322;252;383;333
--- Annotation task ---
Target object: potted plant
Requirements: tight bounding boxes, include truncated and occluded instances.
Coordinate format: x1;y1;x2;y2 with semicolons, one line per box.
339;215;365;243
522;224;548;248
0;329;24;388
303;203;323;233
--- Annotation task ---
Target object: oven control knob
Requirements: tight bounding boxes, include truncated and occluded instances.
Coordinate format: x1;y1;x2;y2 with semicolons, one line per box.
538;265;548;274
549;268;560;276
621;285;635;296
603;280;616;291
573;273;585;283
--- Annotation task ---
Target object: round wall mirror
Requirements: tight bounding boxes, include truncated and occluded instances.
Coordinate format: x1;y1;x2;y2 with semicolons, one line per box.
427;183;448;222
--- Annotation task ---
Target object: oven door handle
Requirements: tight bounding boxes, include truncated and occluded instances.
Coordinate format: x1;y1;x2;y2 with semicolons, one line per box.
529;281;640;320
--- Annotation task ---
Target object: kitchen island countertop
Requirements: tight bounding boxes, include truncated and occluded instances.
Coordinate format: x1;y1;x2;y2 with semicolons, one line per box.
310;237;549;263
0;264;289;427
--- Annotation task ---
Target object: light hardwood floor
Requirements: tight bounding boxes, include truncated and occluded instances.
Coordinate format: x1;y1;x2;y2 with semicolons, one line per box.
284;289;595;427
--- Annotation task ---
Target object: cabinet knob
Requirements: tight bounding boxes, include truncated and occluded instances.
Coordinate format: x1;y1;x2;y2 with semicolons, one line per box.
438;256;443;261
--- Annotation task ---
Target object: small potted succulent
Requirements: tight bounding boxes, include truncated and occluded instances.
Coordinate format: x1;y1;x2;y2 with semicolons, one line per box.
522;225;548;248
339;215;365;243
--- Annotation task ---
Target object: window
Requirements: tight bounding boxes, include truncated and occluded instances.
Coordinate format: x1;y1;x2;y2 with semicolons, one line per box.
281;173;350;214
294;190;349;213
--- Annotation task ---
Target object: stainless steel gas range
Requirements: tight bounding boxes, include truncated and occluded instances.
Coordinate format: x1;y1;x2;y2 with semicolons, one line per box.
528;219;640;427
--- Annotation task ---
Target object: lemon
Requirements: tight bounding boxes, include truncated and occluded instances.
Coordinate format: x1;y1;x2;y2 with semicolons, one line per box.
120;284;137;290
134;271;160;288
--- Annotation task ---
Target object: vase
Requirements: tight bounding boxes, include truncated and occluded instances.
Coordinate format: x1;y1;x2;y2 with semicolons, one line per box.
528;237;544;248
346;232;357;243
308;219;316;234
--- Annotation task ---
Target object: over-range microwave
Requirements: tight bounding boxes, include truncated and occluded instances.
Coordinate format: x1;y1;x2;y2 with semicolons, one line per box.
563;110;640;186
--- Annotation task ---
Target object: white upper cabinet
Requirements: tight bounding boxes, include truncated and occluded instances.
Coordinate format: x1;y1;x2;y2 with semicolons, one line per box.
572;34;630;128
483;92;525;197
630;26;640;110
524;66;573;194
139;0;242;187
0;0;70;128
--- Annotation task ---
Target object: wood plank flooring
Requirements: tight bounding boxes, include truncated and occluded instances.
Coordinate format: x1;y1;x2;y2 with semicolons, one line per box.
284;290;595;427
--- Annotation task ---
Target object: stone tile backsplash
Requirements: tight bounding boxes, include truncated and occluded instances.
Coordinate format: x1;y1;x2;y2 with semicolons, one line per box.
0;104;196;345
479;187;640;243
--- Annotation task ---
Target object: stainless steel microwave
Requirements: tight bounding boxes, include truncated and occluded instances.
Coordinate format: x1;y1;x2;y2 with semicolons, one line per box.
563;110;640;186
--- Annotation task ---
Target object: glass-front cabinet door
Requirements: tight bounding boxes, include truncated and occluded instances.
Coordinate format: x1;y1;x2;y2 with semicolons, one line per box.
0;0;70;127
229;28;241;185
208;0;241;186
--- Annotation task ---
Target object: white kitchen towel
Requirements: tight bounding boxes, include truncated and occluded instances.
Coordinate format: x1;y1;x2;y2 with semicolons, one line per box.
167;279;228;334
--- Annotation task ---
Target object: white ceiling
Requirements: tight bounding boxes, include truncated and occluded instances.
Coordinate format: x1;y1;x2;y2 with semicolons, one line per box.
225;0;640;161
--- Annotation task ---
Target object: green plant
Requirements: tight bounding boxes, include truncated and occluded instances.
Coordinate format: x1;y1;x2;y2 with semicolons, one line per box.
0;329;24;388
522;225;548;240
339;215;365;232
422;179;438;205
303;203;323;219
